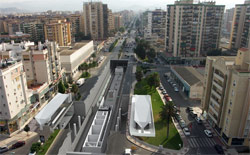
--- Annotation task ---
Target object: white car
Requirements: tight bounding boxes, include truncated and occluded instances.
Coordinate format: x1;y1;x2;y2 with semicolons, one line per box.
179;120;186;128
183;127;190;136
204;129;213;138
174;87;179;92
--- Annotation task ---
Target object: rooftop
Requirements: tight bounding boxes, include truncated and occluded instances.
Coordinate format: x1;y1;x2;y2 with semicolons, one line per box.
171;66;203;86
60;41;92;56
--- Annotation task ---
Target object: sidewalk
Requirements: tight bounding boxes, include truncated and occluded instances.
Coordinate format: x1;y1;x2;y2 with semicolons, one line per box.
125;81;189;154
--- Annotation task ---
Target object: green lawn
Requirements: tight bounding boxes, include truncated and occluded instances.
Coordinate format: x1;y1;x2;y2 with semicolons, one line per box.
134;79;183;150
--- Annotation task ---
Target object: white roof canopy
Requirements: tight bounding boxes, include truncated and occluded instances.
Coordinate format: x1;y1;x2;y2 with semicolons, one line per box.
133;95;151;129
35;93;69;126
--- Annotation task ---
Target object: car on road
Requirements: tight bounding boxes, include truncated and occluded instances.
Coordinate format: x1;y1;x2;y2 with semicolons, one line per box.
172;83;176;87
167;79;171;82
214;144;224;154
179;120;186;128
11;141;25;149
204;130;213;138
124;148;132;155
195;117;202;124
183;127;191;136
174;87;179;92
0;146;9;154
162;90;167;95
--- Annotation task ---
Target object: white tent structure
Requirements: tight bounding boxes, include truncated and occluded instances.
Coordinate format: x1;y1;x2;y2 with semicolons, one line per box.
129;95;155;137
35;93;70;127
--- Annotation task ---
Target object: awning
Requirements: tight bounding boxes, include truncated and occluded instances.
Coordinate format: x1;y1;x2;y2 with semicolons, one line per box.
35;93;69;126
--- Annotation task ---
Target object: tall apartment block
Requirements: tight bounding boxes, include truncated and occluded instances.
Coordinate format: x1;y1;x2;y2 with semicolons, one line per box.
113;13;123;31
202;48;250;146
0;61;31;135
44;20;71;46
108;9;115;35
20;21;45;42
166;0;224;57
83;2;109;40
68;14;81;42
144;9;166;51
229;0;250;50
222;8;235;38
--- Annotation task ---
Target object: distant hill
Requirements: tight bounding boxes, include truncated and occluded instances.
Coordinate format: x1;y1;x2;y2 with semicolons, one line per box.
0;7;30;14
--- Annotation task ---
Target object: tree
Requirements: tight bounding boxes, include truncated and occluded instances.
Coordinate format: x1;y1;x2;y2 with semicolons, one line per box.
135;70;143;81
91;53;96;58
24;125;30;136
160;101;176;139
147;48;156;60
78;62;89;72
30;142;41;153
119;27;125;33
147;72;160;87
71;84;79;94
58;80;66;93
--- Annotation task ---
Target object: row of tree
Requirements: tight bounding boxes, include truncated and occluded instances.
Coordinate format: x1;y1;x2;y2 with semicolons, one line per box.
134;39;156;62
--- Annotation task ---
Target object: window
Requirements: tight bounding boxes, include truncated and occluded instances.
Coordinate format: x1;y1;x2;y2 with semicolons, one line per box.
232;90;234;96
3;104;5;107
233;80;236;86
230;100;232;106
228;109;231;114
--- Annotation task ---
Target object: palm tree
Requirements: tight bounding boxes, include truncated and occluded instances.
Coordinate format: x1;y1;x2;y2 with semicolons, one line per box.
160;101;176;139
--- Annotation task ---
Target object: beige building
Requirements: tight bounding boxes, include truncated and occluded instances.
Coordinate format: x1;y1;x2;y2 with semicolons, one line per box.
83;2;109;40
108;9;115;35
113;13;123;31
202;48;250;146
229;0;250;50
44;20;71;46
166;0;224;57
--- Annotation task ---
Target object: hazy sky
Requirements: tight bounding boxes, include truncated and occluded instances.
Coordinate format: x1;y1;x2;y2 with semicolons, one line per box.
0;0;246;12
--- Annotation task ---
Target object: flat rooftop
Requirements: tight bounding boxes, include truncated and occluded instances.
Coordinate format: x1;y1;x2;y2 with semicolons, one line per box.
60;41;92;56
172;66;203;86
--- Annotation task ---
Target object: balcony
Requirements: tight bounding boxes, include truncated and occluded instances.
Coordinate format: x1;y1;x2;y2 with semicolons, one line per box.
214;72;224;82
210;97;220;108
209;104;219;116
208;112;218;124
212;80;223;91
211;89;221;100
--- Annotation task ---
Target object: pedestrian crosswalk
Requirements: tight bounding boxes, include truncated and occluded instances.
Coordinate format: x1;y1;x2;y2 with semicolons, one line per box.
188;137;216;148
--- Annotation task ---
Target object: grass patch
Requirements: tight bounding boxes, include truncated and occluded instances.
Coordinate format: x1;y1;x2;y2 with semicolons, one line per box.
38;129;60;155
134;79;182;150
109;39;118;52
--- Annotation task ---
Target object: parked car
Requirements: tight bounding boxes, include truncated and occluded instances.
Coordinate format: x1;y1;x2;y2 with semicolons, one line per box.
214;144;224;154
165;96;172;102
167;79;171;83
172;83;176;87
175;113;182;121
195;117;202;124
183;127;191;136
159;86;164;90
204;130;213;138
0;146;9;154
11;141;25;149
162;90;167;95
179;120;186;128
174;87;179;92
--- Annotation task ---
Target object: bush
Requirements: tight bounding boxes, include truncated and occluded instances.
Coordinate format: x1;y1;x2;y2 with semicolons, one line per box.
30;142;41;153
80;72;91;78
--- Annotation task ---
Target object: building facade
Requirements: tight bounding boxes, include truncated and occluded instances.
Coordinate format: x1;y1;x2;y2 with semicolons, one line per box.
222;8;235;38
229;1;250;50
44;20;71;46
202;48;250;146
166;0;224;57
83;2;109;40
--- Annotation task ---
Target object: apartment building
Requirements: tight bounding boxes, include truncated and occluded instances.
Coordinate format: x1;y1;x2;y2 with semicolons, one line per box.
59;40;94;79
44;20;71;46
144;9;166;51
202;48;250;146
222;8;235;38
108;9;115;35
166;0;224;57
0;61;31;135
113;13;123;31
20;21;45;42
68;14;81;42
83;2;109;40
229;0;250;50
